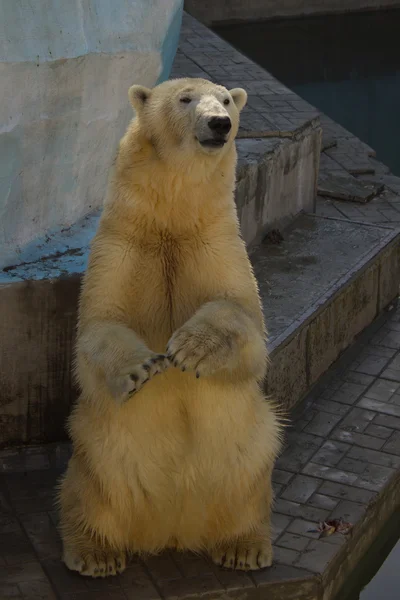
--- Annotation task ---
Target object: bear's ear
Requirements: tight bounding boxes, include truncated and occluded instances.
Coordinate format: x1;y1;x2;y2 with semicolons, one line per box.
229;88;247;111
128;85;152;111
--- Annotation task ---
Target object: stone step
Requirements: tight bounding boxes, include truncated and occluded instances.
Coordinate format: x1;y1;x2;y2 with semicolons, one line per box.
1;214;398;448
252;214;400;412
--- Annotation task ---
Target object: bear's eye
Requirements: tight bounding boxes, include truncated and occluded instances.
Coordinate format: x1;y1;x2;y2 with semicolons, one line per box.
224;98;230;105
180;97;192;104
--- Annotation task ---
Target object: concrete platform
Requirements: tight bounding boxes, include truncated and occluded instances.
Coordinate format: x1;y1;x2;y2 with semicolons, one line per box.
1;309;399;600
1;214;399;447
253;214;400;412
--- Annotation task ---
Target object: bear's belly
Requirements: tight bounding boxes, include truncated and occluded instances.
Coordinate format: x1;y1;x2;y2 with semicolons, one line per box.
75;373;276;549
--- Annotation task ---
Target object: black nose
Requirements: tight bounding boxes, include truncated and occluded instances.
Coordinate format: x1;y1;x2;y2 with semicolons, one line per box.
208;116;232;135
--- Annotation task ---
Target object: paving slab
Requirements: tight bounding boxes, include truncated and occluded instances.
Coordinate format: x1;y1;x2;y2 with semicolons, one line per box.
1;310;400;600
316;114;400;227
318;173;384;203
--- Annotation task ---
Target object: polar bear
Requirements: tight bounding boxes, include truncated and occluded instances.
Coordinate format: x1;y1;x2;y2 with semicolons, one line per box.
58;78;282;578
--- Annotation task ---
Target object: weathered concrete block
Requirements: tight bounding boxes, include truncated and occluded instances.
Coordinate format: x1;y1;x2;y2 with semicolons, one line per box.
236;121;321;247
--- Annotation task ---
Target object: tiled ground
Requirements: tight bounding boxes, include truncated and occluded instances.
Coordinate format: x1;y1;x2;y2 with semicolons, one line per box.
1;308;400;600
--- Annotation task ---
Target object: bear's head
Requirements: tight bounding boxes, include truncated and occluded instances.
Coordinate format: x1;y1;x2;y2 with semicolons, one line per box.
128;78;247;161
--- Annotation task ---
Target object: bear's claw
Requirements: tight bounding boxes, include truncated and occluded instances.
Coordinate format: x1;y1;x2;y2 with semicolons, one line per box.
167;324;235;377
211;539;273;571
109;354;170;402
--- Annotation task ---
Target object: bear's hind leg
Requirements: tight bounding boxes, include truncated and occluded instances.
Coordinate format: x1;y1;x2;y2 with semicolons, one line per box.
58;456;128;578
209;464;275;571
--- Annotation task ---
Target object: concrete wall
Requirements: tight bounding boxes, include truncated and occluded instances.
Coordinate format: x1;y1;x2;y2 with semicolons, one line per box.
0;0;183;270
184;0;400;25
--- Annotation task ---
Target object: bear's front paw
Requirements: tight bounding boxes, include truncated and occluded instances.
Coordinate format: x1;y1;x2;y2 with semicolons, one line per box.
108;354;170;402
166;324;236;377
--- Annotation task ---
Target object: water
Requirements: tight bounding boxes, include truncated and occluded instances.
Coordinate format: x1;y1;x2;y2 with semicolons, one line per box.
360;540;399;600
214;9;400;175
338;512;400;600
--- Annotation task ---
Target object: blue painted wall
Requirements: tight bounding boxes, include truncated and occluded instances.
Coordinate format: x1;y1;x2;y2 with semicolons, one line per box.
0;1;184;278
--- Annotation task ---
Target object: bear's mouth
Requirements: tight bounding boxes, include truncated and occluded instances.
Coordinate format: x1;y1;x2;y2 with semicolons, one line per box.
197;137;227;149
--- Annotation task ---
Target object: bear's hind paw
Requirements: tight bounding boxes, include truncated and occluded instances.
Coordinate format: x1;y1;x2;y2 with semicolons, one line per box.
63;546;127;577
211;539;273;571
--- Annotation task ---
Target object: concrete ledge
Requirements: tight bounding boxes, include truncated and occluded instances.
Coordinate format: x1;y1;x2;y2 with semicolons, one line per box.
322;468;400;599
252;214;400;412
0;114;320;285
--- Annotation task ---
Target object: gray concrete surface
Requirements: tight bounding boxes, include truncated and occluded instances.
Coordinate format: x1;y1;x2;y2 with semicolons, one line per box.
1;310;400;599
252;214;400;411
185;0;400;25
